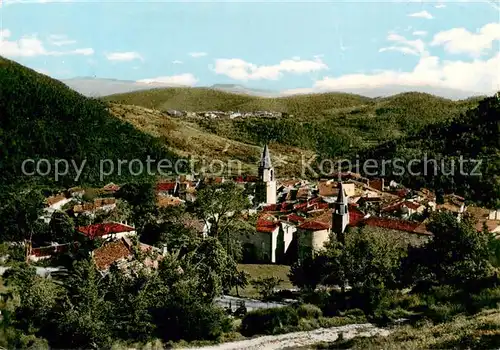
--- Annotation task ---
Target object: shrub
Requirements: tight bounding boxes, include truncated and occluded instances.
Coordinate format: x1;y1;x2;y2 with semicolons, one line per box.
240;306;299;336
469;286;500;312
297;304;323;319
341;308;365;317
427;303;465;323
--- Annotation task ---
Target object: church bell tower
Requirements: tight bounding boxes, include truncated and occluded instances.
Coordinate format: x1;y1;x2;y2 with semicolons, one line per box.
258;144;277;205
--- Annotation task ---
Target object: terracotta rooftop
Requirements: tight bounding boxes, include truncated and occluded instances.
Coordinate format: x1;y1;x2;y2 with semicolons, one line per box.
73;198;116;213
92;238;160;271
363;217;422;234
318;180;338;197
102;183;121;192
475;220;500;233
256;213;280;233
157;196;184;207
348;206;366;227
30;243;78;257
78;222;135;239
157;182;177;192
298;210;332;231
46;194;67;206
281;213;306;224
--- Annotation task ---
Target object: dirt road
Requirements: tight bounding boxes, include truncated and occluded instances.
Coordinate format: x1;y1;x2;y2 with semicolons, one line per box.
184;323;390;350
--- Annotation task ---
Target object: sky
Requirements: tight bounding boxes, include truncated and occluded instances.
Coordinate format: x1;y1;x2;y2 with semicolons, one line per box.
0;0;499;95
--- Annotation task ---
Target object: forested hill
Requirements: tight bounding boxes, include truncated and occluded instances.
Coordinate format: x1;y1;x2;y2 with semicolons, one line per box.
105;87;480;160
0;57;177;191
359;94;500;208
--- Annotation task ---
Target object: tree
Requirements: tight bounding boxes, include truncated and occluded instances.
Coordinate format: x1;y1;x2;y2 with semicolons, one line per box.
0;190;45;243
402;212;493;291
195;182;250;239
54;259;112;349
140;206;200;252
343;227;406;311
251;277;282;300
231;270;250;297
49;211;75;243
194;182;250;258
288;254;329;292
116;182;157;232
187;237;240;298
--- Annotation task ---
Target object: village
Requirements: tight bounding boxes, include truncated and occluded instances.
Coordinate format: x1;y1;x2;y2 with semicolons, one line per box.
17;145;500;275
166;109;285;119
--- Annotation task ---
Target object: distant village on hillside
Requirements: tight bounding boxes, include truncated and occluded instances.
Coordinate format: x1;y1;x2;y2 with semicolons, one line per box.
165;109;286;119
21;145;500;272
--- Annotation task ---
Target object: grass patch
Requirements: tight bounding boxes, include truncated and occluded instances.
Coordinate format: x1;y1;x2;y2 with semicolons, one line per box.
319;309;500;350
232;264;293;298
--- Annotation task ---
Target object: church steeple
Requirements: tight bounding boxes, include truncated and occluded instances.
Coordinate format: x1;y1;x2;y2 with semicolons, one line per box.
258;144;277;204
332;182;349;242
260;144;273;169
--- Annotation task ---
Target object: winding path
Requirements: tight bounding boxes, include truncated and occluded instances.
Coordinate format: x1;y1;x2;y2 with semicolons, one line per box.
183;323;390;350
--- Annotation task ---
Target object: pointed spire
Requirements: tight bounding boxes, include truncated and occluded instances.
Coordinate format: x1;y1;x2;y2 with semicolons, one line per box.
336;182;347;204
260;144;272;169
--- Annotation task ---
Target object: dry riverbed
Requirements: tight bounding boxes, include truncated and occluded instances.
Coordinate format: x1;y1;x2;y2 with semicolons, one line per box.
183;323;391;350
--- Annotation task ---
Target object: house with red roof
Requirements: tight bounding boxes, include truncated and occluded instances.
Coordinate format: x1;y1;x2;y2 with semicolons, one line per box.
27;242;79;262
77;222;136;241
91;237;163;273
238;212;298;264
156;181;178;196
381;200;425;219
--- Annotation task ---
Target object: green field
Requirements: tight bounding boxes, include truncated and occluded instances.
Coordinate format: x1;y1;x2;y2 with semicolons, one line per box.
232;264;293;298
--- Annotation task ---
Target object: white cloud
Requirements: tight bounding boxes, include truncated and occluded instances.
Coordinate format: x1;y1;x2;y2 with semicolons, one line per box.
431;22;500;57
189;52;207;58
283;53;499;96
47;34;76;47
435;4;446;8
283;21;500;97
408;10;434;19
172;60;183;64
137;73;198;86
379;33;427;56
0;30;93;57
105;51;143;62
412;30;428;36
212;57;328;81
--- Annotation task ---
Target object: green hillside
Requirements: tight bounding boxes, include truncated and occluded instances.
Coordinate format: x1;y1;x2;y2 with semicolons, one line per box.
103;87;372;115
0;57;178;190
359;94;500;207
108;103;315;178
106;88;480;159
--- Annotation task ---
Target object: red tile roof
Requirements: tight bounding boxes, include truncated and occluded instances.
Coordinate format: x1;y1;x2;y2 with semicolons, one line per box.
92;238;160;271
348;207;366;226
78;223;135;239
31;243;78;257
403;201;422;210
298;211;332;231
263;204;279;212
157;182;176;192
102;183;121;192
256;214;280;233
363;217;421;233
281;213;306;224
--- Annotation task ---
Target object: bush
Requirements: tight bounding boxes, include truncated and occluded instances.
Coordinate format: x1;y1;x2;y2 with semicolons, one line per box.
341;308;365;317
240;306;299;336
427;302;465;323
469;287;500;312
297;304;323;319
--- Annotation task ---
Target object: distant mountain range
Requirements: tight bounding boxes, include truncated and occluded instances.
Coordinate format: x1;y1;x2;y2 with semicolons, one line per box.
62;77;483;100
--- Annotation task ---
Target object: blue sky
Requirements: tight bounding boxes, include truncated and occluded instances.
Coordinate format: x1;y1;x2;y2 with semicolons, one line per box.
1;0;499;94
